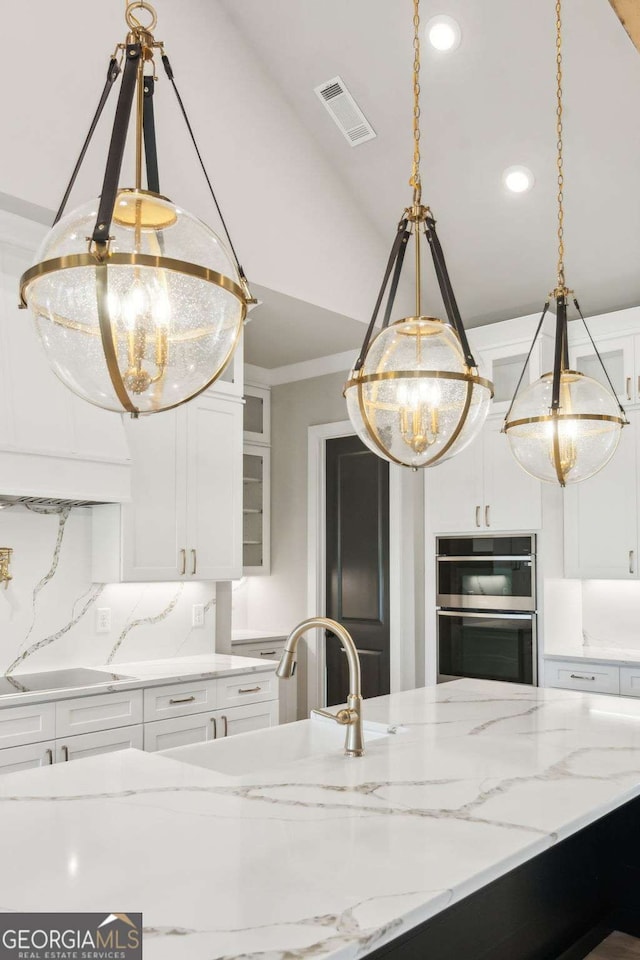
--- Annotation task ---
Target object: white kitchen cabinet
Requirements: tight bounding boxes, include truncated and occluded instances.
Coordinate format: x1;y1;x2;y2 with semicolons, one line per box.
243;383;271;445
92;392;243;582
620;666;640;698
143;680;217;722
0;701;55;751
544;658;620;695
144;713;216;752
212;700;279;738
216;672;278;710
55;690;143;739
427;418;542;534
564;411;639;579
0;740;55;775
231;638;297;724
243;445;271;575
570;335;635;406
56;725;143;763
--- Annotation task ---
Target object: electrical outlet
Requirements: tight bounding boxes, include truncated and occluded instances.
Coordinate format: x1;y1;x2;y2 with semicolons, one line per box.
192;604;205;628
96;608;111;634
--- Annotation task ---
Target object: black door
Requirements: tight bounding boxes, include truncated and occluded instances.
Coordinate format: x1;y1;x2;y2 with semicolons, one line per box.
325;435;390;706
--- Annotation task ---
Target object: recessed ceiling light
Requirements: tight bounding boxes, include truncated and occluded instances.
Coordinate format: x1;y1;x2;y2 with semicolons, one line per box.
503;165;535;194
425;15;461;52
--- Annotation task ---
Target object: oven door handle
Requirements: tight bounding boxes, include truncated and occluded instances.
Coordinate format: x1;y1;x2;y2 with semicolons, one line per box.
436;555;535;562
437;610;534;620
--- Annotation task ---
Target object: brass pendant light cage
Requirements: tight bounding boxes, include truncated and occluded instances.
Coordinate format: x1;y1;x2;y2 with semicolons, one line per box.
19;1;255;417
503;0;627;486
344;0;493;469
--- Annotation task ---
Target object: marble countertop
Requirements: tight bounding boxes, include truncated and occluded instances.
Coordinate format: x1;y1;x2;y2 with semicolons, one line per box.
231;628;289;645
544;646;640;667
3;678;640;959
0;654;277;709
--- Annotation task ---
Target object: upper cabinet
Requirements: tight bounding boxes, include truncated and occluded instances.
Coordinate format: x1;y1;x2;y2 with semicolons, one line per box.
243;383;271;445
426;417;542;534
242;382;271;575
570;335;635;406
93;392;243;582
564;410;639;580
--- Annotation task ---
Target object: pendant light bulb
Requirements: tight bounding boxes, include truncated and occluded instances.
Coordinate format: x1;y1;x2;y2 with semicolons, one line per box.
19;3;253;417
344;0;493;468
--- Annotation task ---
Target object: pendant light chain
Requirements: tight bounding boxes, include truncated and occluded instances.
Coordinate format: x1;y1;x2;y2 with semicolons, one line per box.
555;0;566;294
410;0;422;203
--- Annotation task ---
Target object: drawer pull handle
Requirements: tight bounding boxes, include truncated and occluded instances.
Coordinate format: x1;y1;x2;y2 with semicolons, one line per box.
570;674;596;681
630;550;635;575
222;714;228;737
179;548;186;576
210;716;217;739
259;651;277;657
45;748;53;765
238;686;261;694
169;695;196;705
61;745;69;762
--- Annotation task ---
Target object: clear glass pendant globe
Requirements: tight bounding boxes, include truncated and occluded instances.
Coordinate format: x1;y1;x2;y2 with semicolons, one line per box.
345;317;493;468
22;192;245;413
504;370;625;485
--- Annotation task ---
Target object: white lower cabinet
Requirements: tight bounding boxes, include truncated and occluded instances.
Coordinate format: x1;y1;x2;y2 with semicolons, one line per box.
0;740;55;775
620;666;640;698
544;658;621;695
57;725;143;763
144;713;216;752
0;670;280;775
231;638;297;724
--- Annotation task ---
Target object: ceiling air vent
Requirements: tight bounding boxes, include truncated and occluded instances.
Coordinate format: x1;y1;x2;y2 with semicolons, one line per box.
314;76;376;147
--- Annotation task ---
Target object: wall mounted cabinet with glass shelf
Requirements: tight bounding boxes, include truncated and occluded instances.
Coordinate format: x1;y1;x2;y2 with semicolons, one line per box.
242;382;271;576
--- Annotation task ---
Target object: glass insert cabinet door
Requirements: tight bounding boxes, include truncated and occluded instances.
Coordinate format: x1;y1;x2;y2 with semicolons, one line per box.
570;337;633;404
242;446;270;574
438;611;536;685
243;384;271;444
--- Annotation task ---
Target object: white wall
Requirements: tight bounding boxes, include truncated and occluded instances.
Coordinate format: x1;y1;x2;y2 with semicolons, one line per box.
0;505;217;676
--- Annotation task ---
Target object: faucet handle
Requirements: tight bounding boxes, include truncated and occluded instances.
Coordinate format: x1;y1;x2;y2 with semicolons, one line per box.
311;707;359;727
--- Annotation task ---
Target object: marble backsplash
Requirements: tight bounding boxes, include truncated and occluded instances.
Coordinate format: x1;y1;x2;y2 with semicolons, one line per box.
544;577;640;654
0;504;217;676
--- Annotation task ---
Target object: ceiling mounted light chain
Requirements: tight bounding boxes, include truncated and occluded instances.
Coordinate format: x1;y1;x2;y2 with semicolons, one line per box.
503;0;627;486
344;0;493;469
19;0;255;417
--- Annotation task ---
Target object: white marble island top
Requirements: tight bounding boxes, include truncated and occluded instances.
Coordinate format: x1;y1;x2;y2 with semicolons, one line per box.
3;678;640;959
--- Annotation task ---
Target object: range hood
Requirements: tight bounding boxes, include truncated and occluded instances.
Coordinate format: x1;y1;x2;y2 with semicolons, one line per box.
0;210;132;505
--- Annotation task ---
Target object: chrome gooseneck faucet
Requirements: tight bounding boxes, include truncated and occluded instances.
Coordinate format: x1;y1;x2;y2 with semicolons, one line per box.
276;617;364;757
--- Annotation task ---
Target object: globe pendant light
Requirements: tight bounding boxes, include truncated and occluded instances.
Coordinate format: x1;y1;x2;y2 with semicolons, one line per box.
19;1;255;417
503;0;627;485
344;0;493;469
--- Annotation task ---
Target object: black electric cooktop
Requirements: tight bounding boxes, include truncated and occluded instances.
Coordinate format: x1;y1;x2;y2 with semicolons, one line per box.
0;668;133;696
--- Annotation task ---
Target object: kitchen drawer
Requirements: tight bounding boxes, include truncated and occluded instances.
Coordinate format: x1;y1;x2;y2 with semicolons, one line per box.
216;672;277;709
232;641;284;662
0;701;55;750
620;666;640;698
214;700;279;738
545;659;620;695
143;680;217;722
144;714;215;752
0;740;55;776
57;725;143;763
56;690;143;738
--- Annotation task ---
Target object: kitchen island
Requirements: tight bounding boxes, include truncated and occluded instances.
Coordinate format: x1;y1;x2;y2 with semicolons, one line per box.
1;678;640;959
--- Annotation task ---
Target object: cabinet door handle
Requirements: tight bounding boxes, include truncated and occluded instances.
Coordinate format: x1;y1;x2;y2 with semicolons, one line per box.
169;695;196;705
45;748;53;765
210;717;217;739
259;651;277;657
191;549;197;576
180;548;186;576
627;377;632;401
570;673;596;681
475;506;481;528
630;550;635;575
222;715;228;737
61;745;69;762
238;686;261;694
485;505;491;528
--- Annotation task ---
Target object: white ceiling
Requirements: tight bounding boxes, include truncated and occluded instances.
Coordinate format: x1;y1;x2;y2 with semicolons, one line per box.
2;1;640;368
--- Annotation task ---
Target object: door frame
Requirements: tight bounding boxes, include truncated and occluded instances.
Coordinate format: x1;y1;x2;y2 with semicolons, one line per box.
307;421;420;713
